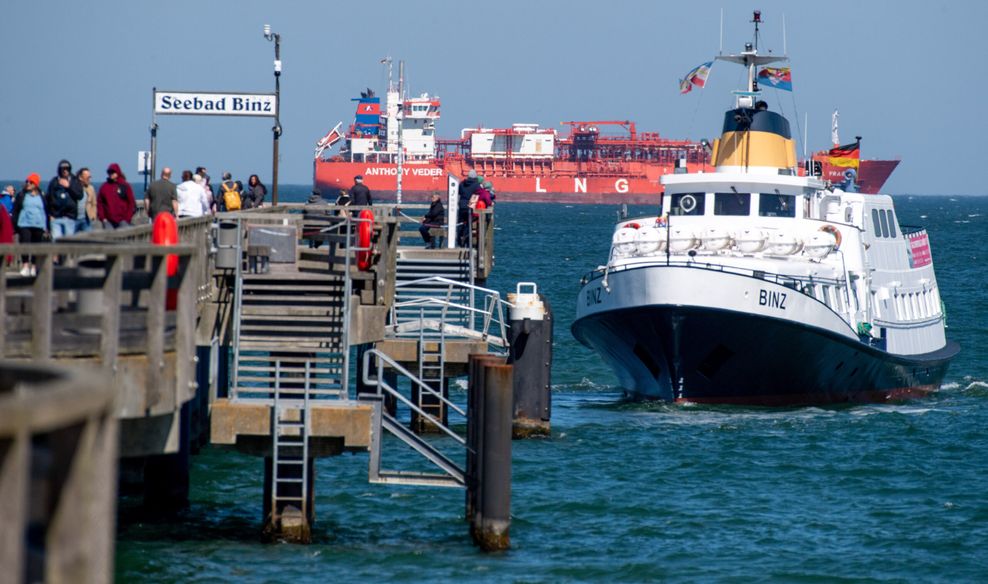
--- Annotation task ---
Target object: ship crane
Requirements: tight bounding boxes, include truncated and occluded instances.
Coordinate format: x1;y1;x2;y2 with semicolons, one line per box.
562;121;637;141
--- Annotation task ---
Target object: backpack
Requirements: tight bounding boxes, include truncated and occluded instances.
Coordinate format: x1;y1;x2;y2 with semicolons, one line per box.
222;182;241;211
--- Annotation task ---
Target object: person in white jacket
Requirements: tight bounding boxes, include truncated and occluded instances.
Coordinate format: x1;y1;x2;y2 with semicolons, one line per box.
176;170;208;218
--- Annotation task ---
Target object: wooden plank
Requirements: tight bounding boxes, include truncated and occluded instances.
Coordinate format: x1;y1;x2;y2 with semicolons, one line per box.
145;256;166;412
0;267;7;357
100;255;122;374
176;254;197;406
31;254;53;360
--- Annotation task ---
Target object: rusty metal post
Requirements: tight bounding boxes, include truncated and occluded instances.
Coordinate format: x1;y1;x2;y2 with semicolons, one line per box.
466;354;505;529
474;363;512;551
507;285;553;438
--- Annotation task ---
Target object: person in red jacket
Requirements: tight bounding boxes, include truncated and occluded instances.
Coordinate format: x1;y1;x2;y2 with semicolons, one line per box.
97;162;136;229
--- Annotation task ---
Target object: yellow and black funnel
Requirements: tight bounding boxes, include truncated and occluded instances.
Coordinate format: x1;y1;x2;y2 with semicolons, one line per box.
710;107;797;171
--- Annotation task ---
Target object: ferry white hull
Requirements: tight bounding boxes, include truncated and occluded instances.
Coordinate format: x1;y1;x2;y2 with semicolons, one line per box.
571;265;958;405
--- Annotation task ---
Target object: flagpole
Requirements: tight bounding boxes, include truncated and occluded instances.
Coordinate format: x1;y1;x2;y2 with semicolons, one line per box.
719;8;724;54
783;14;788;56
803;112;808;158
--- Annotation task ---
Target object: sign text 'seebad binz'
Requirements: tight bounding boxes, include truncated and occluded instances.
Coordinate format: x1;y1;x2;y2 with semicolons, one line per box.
154;91;277;117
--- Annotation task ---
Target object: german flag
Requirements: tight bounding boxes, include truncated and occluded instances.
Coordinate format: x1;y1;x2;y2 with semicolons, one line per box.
828;141;860;168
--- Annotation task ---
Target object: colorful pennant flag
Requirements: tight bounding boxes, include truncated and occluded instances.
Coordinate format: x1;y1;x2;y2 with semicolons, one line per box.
679;61;714;94
757;67;793;91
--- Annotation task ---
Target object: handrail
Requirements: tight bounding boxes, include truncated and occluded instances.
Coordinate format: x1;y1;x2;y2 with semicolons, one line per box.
0;361;112;434
581;258;848;289
361;348;466;445
389;276;512;347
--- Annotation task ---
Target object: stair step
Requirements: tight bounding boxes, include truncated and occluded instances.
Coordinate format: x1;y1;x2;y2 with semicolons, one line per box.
238;337;344;345
237;367;341;376
241;306;343;316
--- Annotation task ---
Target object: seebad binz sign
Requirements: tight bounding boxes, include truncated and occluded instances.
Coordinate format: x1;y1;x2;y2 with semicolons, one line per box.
154;90;277;117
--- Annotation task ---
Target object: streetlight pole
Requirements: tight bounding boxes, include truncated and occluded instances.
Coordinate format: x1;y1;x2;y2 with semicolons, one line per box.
264;24;281;205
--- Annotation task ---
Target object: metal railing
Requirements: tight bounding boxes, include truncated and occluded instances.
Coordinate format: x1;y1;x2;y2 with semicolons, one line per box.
360;347;467;487
388;276;512;351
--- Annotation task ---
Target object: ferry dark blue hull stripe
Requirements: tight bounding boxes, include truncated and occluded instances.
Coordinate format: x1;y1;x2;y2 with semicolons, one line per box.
572;305;959;405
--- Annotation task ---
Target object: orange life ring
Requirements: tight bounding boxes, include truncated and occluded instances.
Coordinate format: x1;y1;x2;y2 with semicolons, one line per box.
357;209;373;271
152;212;179;309
820;224;842;250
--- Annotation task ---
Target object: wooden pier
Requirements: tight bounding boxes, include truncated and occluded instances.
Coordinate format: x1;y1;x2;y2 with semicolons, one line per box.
1;200;539;567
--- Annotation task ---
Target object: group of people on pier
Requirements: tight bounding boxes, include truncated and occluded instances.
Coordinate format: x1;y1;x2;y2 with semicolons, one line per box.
144;167;268;220
324;172;494;249
0;159;269;276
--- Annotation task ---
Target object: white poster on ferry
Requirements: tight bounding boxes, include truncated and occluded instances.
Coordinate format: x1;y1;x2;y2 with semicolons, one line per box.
154;90;277;117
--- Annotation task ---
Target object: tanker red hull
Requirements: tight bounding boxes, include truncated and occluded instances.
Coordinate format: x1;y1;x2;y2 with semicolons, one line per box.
314;159;710;205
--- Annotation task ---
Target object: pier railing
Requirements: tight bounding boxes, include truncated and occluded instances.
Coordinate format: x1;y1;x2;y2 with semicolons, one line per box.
0;360;117;583
68;215;215;306
0;242;198;419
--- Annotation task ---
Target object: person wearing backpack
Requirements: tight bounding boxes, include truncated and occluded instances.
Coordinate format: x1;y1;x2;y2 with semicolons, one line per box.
218;172;242;212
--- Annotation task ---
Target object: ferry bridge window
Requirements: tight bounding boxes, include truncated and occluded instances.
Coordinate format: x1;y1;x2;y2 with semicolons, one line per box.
872;209;882;237
714;192;751;216
888;210;897;238
879;209;890;238
759;193;796;217
670;192;705;216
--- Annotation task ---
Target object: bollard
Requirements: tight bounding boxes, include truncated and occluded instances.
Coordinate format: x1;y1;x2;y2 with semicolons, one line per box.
474;363;513;551
216;220;239;269
507;283;553;438
76;257;106;316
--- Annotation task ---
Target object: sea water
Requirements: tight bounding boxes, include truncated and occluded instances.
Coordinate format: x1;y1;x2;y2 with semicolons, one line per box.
116;192;988;582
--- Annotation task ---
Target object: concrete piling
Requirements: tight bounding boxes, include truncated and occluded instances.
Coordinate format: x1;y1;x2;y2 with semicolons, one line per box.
262;455;315;543
507;284;553;438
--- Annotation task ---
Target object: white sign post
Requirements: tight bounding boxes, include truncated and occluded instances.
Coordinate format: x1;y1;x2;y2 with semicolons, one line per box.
137;151;150;175
447;173;460;249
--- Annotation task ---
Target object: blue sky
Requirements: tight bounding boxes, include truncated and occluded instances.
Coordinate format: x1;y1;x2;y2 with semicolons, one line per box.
1;0;984;194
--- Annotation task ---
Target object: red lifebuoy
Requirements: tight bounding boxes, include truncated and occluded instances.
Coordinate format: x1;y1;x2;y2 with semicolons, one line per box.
820;224;842;250
152;212;179;309
626;222;641;229
357;209;373;271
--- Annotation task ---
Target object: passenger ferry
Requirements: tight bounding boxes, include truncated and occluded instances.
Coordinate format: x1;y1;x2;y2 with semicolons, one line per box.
571;14;958;405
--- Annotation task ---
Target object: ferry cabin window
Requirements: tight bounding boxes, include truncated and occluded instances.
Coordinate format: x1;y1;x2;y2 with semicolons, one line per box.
759;194;796;217
872;209;882;237
879;209;890;238
714;192;751;216
670;192;705;216
888;210;897;238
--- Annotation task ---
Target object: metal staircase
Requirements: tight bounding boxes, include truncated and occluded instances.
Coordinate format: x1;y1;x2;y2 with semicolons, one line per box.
360;349;466;488
230;255;349;401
